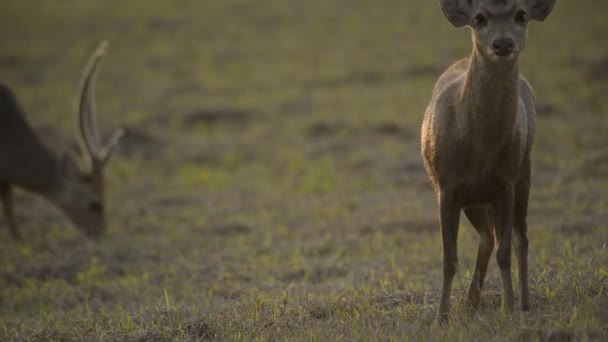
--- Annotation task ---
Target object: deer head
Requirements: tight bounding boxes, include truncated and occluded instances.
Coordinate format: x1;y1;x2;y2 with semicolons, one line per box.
438;0;557;62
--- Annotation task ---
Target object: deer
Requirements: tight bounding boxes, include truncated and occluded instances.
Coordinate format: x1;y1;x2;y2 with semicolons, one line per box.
420;0;556;324
0;41;123;240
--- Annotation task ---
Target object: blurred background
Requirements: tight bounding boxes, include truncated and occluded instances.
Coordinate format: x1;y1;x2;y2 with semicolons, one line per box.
1;0;607;340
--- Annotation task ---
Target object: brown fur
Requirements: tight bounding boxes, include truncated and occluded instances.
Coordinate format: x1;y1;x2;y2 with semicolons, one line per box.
421;0;556;324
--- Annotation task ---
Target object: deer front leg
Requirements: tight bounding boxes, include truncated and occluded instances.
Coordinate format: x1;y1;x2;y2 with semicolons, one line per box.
0;183;20;240
464;206;494;311
492;182;515;312
437;191;461;325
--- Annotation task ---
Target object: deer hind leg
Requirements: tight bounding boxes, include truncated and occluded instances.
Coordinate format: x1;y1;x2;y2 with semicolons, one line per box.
437;191;461;325
513;165;531;311
464;206;494;311
492;183;515;312
0;183;20;240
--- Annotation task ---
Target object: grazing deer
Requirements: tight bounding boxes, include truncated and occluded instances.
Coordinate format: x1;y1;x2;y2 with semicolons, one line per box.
0;41;123;240
421;0;556;324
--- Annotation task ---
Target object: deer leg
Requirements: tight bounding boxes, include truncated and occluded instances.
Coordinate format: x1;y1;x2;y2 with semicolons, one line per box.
464;206;494;311
0;183;20;240
437;191;461;325
492;183;515;312
513;163;531;311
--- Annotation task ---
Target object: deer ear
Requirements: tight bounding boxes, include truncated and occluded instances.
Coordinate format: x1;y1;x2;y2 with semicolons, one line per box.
527;0;557;21
60;154;81;178
438;0;471;27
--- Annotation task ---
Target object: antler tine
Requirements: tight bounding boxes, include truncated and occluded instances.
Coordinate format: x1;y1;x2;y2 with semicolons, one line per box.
76;40;110;171
99;127;125;167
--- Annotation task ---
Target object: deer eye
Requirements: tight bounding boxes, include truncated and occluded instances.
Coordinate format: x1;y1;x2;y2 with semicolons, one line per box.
89;201;103;212
473;14;487;28
515;10;527;24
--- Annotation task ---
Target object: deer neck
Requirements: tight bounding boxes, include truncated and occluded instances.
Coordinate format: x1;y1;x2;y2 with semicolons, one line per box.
458;48;520;141
11;147;64;196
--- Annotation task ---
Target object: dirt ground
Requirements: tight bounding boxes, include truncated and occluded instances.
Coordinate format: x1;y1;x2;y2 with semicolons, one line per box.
1;1;607;340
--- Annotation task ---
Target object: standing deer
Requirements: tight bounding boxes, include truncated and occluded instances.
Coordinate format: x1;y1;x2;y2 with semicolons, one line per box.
0;41;123;240
421;0;556;324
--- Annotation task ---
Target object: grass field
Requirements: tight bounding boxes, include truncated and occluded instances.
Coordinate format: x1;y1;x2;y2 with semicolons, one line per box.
1;0;607;340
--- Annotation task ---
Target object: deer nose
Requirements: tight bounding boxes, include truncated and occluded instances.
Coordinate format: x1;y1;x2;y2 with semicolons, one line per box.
493;39;514;56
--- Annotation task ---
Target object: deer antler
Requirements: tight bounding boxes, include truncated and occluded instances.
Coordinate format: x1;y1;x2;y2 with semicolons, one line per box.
76;41;124;173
